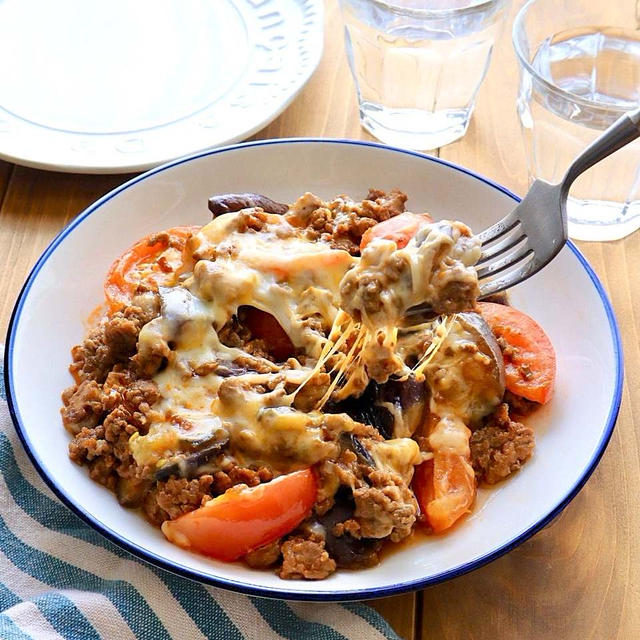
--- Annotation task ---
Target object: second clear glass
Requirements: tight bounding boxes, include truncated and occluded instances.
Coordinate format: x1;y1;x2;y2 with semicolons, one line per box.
339;0;510;151
514;0;640;241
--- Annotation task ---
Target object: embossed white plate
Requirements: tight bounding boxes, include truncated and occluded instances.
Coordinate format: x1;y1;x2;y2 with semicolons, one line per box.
6;140;623;600
0;0;322;173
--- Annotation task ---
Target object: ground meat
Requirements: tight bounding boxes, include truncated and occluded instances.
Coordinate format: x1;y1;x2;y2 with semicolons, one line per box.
121;380;160;421
313;421;386;515
329;212;378;255
352;469;417;542
364;188;408;218
231;208;271;233
245;540;282;569
61;380;106;434
141;461;273;524
286;189;407;255
436;279;480;315
67;368;159;491
470;403;535;484
278;536;336;580
69;305;155;383
152;476;214;521
285;192;324;225
211;463;274;495
504;390;540;418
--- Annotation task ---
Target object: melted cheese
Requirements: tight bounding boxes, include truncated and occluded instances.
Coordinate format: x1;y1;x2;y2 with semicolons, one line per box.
132;212;356;470
128;201;497;479
369;438;422;483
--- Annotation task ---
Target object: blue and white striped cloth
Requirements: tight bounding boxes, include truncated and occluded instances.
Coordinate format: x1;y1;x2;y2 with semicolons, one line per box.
0;352;400;640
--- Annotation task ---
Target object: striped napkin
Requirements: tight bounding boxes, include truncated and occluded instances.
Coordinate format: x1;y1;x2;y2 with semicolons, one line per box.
0;351;400;640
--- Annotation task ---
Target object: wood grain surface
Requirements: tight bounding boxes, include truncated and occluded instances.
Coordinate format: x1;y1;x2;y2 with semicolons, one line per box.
0;1;638;638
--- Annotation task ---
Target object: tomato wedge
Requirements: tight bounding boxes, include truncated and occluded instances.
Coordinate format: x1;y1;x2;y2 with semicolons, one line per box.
161;469;316;561
104;226;200;312
360;212;433;251
413;453;476;533
240;306;295;362
412;459;435;520
478;302;556;404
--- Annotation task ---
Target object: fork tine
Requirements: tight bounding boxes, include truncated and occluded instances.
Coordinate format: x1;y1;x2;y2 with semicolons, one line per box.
478;248;534;280
476;239;532;280
478;243;535;288
476;208;521;245
477;230;527;265
478;244;535;287
479;254;536;298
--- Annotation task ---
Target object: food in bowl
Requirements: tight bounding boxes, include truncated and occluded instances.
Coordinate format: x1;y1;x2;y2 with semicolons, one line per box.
61;189;556;579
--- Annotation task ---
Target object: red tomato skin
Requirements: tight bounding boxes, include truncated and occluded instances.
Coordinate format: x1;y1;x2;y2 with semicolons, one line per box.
360;213;433;251
412;454;475;533
412;459;434;524
161;469;316;561
104;226;199;312
478;302;556;404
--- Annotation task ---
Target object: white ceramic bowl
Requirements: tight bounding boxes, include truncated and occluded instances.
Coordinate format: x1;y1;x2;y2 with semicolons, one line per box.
5;140;623;601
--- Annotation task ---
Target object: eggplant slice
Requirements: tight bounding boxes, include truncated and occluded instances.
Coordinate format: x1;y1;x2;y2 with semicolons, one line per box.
208;193;288;217
326;375;428;440
318;488;382;569
154;435;230;481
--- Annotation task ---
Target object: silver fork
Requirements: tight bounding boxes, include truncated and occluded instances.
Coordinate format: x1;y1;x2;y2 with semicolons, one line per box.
476;105;640;299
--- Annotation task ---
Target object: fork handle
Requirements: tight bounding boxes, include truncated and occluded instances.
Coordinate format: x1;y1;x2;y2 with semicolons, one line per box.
561;106;640;195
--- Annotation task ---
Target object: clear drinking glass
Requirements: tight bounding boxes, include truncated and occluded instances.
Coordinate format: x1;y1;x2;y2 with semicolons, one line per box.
339;0;510;150
514;0;640;241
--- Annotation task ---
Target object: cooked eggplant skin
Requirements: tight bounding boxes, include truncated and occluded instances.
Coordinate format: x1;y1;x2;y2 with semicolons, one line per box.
425;312;505;426
208;193;288;217
327;392;395;439
154;436;229;481
456;311;506;395
326;376;427;439
340;432;376;467
116;477;150;508
375;376;427;438
318;489;382;569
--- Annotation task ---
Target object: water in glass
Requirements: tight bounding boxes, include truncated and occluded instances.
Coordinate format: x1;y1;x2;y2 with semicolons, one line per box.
340;0;508;150
518;27;640;241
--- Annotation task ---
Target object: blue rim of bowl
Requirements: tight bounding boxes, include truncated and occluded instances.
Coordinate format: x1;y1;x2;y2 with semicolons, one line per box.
4;138;624;601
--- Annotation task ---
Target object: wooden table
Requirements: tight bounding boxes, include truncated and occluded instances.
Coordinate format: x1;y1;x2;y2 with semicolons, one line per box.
1;1;638;638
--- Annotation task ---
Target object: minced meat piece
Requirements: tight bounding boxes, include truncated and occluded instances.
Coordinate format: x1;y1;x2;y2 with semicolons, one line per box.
67;373;158;490
232;208;270;233
278;537;336;580
118;380;160;432
286;189;407;256
285;192;324;226
352;469;417;542
470;403;535;484
504;390;540;418
245;540;282;569
364;188;408;219
152;476;214;521
211;463;273;495
61;380;106;434
69;306;153;383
